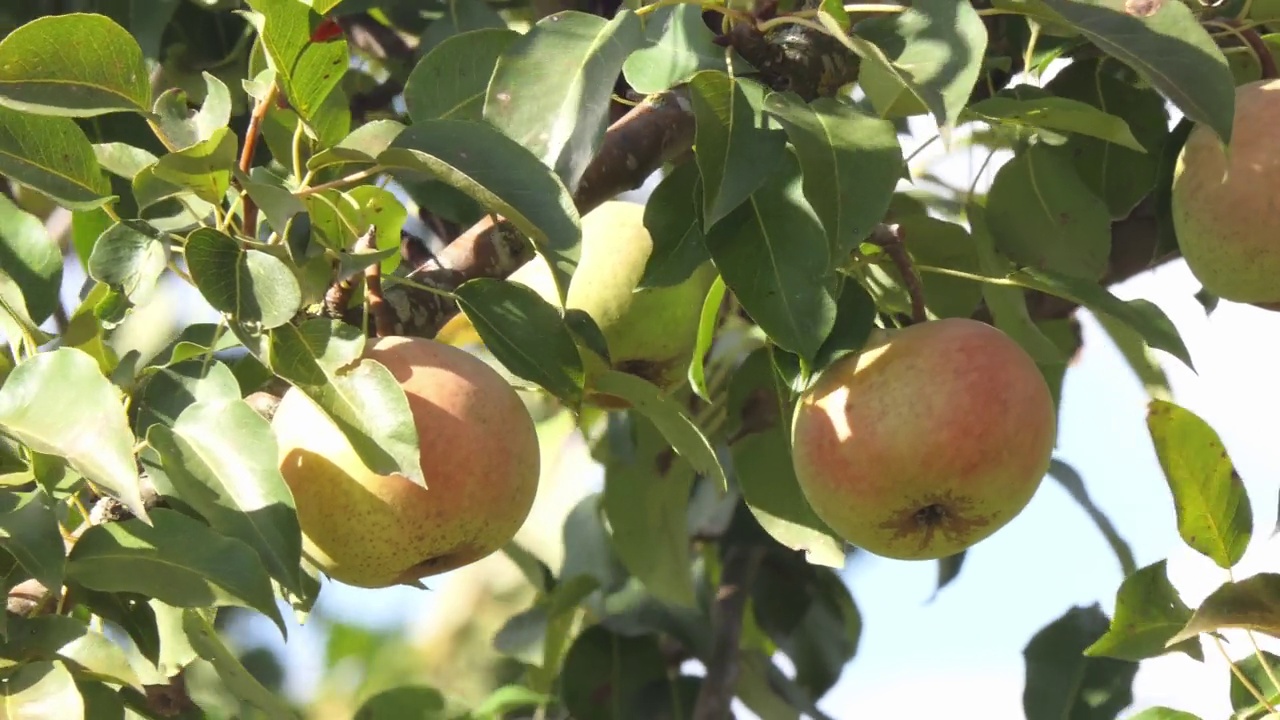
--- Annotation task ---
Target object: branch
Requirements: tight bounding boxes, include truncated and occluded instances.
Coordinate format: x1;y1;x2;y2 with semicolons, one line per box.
237;83;278;236
381;89;698;336
871;224;928;324
693;544;766;720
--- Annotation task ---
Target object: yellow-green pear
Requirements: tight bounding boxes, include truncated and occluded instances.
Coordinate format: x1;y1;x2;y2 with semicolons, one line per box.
272;335;540;588
441;201;718;407
1171;79;1280;310
790;318;1057;560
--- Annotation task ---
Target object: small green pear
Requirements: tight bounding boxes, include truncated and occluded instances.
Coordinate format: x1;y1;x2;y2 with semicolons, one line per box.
1171;79;1280;309
443;201;718;407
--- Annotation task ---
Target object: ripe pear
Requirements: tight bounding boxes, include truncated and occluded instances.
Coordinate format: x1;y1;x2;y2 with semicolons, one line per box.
1171;79;1280;310
440;201;718;407
790;318;1057;560
271;335;540;588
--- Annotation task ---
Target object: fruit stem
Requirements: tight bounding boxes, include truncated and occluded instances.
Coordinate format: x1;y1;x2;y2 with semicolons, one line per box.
871;224;928;324
1214;633;1278;715
1205;19;1278;80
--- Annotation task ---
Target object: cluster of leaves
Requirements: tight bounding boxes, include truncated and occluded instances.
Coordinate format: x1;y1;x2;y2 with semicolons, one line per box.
0;0;1278;717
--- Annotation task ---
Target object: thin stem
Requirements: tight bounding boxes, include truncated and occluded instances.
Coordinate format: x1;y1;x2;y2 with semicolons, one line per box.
1215;634;1278;716
757;14;833;35
1205;19;1278;80
291;117;307;184
1023;22;1043;84
238;82;279;236
842;3;908;13
380;273;458;300
1245;631;1280;702
636;0;751;23
916;263;1020;287
904;133;941;166
873;225;928;324
295;165;385;198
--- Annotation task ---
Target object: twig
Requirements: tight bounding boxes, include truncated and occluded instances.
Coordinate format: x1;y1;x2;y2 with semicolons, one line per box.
693;544;766;720
238;83;279;237
360;232;396;337
872;224;928;324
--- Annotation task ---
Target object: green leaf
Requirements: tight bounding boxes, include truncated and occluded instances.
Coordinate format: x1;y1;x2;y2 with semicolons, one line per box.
687;276;726;401
453;277;585;407
0;490;64;591
0;193;62;323
185;227;302;329
622;5;742;93
1168;574;1280;645
1125;709;1202;720
1045;58;1170;219
1012;267;1193;370
729;349;846;567
704;149;838;362
985;144;1113;281
0;106;113;210
966;91;1146;152
236;167;307;236
812;280;877;375
181;608;300;718
94;142;158;180
380;120;581;303
472;685;552;719
897;217;984;321
353;686;447;720
134;359;241;435
149;600;198;677
0;348;147;520
560;625;672;720
483;10;645;191
1084;560;1203;661
86;220;168;306
419;0;507;53
0;13;151;116
150;71;232;152
1023;604;1139;720
151;126;237;205
0;615;144;690
688;71;787;228
1095;312;1172;401
933;552;965;599
602;415;696;608
266;318;426;488
0;661;85;720
591;370;728;491
65;508;287;635
306;120;405;174
146;398;304;596
751;557;861;700
406;28;519;123
1036;0;1236;144
1145;400;1252;568
826;15;944;125
1229;650;1280;717
637;161;710;290
1046;459;1137;577
851;0;987;133
244;0;348;129
764;92;903;263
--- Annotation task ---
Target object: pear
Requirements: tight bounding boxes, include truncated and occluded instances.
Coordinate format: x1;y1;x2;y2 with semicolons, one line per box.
271;335;540;588
790;318;1057;560
1171;79;1280;310
440;200;718;407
